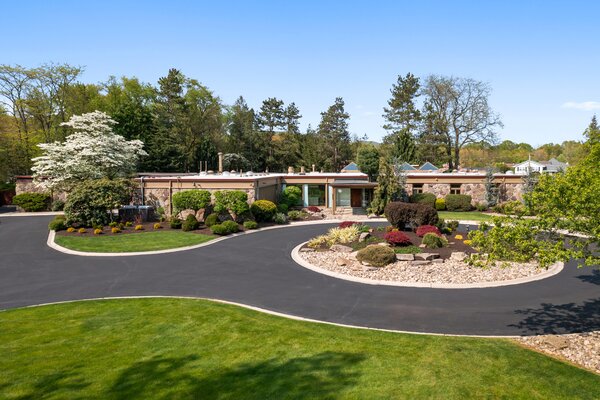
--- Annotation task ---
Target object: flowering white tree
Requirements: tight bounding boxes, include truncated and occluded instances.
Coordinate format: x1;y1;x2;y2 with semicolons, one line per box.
32;111;147;190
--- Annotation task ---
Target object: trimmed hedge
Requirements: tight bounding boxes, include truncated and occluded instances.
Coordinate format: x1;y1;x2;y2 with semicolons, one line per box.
250;200;277;222
356;246;397;267
12;192;51;212
410;192;436;208
210;220;239;235
172;190;211;212
384;202;439;230
445;194;472;212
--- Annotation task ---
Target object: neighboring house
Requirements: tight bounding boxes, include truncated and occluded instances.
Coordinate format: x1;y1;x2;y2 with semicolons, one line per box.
514;158;567;175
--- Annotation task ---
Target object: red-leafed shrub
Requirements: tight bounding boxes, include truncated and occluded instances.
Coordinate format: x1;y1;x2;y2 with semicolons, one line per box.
338;221;357;229
384;230;412;246
307;206;321;212
416;225;441;237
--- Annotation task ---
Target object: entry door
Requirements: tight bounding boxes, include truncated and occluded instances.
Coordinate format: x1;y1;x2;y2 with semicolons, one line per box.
350;189;362;207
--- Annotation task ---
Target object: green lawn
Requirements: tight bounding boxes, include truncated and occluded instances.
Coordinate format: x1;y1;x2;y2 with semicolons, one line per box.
1;299;598;399
439;211;494;222
55;231;216;252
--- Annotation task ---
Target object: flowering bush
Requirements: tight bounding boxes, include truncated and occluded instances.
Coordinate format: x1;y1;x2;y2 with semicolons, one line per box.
338;221;357;229
384;230;412;246
416;225;441;237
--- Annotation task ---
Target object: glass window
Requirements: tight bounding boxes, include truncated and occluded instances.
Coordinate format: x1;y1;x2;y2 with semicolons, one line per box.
336;188;351;207
412;184;423;195
450;184;461;195
307;185;325;206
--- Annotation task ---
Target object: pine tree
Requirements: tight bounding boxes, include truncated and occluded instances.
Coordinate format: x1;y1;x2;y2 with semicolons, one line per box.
583;114;599;144
318;97;351;171
368;158;405;215
382;73;421;163
484;167;499;207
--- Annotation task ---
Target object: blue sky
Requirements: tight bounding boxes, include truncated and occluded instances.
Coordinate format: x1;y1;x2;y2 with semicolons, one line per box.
4;0;599;145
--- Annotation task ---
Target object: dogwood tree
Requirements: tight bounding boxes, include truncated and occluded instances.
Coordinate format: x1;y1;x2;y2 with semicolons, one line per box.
31;111;147;190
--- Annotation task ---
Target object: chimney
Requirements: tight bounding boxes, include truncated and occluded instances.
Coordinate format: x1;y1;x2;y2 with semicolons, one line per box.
312;164;316;172
300;166;305;174
288;166;294;174
218;152;223;174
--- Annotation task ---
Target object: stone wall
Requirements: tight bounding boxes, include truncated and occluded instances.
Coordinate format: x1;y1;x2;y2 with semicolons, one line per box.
15;177;67;201
143;187;257;216
423;183;451;198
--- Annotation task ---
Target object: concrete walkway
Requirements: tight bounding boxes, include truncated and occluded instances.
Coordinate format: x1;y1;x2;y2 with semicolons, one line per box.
0;215;598;336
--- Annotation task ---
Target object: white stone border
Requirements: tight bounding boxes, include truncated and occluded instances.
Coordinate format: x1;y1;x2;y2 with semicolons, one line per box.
46;219;387;257
291;242;564;289
4;296;521;338
0;211;64;217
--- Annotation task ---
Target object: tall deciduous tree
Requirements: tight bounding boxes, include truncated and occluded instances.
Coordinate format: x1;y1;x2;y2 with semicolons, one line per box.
31;111;147;191
421;75;503;170
383;73;420;163
318;97;351;171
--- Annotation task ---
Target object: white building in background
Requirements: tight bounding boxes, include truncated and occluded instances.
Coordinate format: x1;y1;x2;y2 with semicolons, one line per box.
513;158;567;175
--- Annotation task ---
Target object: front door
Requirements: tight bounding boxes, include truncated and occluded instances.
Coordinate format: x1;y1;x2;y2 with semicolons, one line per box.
350;189;362;207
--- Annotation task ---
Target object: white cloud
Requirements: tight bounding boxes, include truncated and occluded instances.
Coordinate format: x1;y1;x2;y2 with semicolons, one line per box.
561;101;600;110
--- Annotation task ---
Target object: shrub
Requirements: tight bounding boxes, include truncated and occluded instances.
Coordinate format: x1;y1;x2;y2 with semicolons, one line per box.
277;203;289;214
111;227;121;234
444;194;472;212
494;200;526;216
339;221;357;229
306;206;321;213
170;218;182;229
64;178;134;227
94;228;103;235
78;228;86;234
447;220;459;232
287;210;304;220
125;221;133;227
435;198;446;211
92;224;104;230
356;246;396;267
384;202;439;230
243;220;258;230
12;192;51;212
48;216;67;231
327;226;360;244
213;190;249;219
280;186;302;207
109;221;118;228
416;225;442;237
383;230;412;246
51;199;65;211
273;212;287;224
134;225;143;231
422;232;448;248
475;202;488;212
172;190;211;213
410;192;436;208
250;200;277;222
221;220;239;233
182;215;200;232
204;213;219;227
307;235;330;248
463;239;473;246
210;224;231;235
153;223;162;230
455;234;464;240
67;227;76;233
354;223;371;233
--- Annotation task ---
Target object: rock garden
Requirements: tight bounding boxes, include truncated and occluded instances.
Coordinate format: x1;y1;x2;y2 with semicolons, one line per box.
298;201;552;286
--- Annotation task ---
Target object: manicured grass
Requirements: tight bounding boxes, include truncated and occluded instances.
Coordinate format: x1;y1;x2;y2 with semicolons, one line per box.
1;299;598;399
439;211;494;222
393;245;423;254
55;231;216;252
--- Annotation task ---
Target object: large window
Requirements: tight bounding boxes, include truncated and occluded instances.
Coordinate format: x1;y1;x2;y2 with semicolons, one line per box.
336;188;351;207
307;185;326;206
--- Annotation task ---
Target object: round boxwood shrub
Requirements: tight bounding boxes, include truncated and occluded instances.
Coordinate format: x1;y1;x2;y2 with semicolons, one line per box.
409;192;436;208
435;198;446;211
444;194;472;212
416;225;442;237
12;192;51;212
243;220;258;230
422;232;448;249
210;223;236;235
280;186;302;207
356;246;397;267
384;201;439;230
250;200;277;222
170;218;182;229
205;213;219;227
48;215;67;231
277;203;289;214
182;214;200;232
383;230;412;246
221;220;239;233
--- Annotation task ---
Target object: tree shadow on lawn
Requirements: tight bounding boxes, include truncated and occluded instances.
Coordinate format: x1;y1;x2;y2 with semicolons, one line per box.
510;298;600;335
12;366;91;400
108;351;365;400
575;269;600;285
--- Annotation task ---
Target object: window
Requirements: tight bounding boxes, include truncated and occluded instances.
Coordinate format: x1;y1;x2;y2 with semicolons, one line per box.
336;188;351;207
450;184;461;195
412;184;423;195
307;185;326;206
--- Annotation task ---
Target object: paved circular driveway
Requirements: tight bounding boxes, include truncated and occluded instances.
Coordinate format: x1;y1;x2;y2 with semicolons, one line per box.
1;215;598;336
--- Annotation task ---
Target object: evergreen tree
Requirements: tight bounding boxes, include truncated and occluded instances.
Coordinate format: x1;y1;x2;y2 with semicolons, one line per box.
318;97;351;171
382;73;421;163
356;144;380;181
271;102;303;172
583;114;599;144
227;96;264;171
484;167;499;207
368;157;404;215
